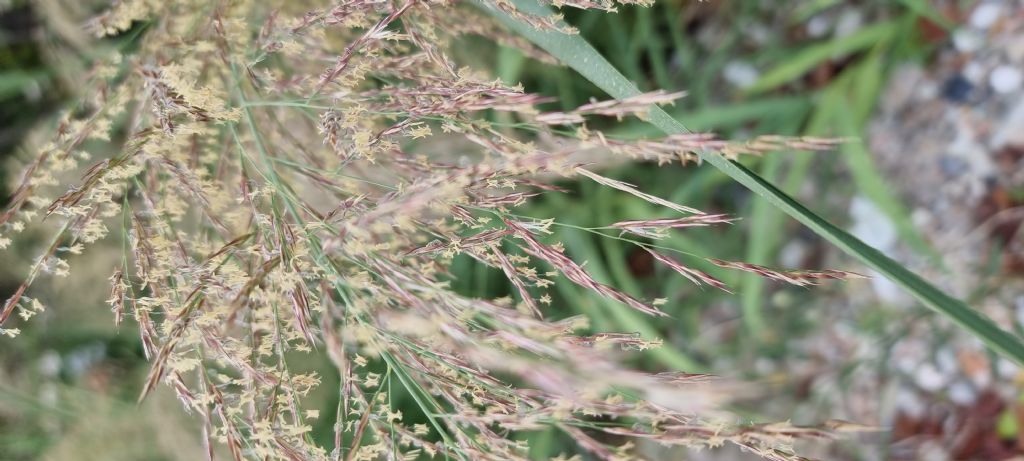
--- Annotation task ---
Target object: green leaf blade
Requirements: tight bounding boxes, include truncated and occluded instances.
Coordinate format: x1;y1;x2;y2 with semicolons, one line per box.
486;0;1024;366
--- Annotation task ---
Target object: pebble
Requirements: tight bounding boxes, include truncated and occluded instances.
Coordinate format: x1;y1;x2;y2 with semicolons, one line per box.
948;380;977;406
970;2;1003;30
949;128;996;181
745;23;772;46
883;65;926;110
64;342;107;378
807;14;830;38
963;61;986;84
895;387;927;418
869;271;909;306
894;341;926;374
998;357;1020;379
917;80;940;101
939;156;968;177
914;363;948;392
850;196;915;304
936;349;959;376
918;441;952;461
942;75;974;103
778;240;807;269
953;29;984;53
37;350;61;377
722;61;759;89
850;196;897;251
989;66;1023;94
911;208;934;231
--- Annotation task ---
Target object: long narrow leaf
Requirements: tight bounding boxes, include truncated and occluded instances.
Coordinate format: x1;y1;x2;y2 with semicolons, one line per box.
484;0;1024;365
745;21;898;95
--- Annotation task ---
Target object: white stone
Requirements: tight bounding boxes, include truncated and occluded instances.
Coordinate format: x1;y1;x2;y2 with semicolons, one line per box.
919;440;952;461
963;61;986;84
746;24;771;46
850;196;897;251
990;66;1023;94
936;348;958;375
895;387;927;418
970;3;1002;30
850;196;916;304
869;270;908;306
723;61;759;89
895;351;920;375
953;29;984;53
998;357;1020;379
948;380;977;406
970;365;993;389
917;80;940;100
37;350;61;377
911;208;934;230
779;240;807;269
914;363;948;392
807;15;830;38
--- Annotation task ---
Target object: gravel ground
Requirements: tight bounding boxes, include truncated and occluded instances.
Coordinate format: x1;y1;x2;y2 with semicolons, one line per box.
832;1;1024;459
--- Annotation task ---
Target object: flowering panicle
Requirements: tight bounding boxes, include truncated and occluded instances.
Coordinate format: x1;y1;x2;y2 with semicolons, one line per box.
611;214;737;239
707;259;866;287
0;1;856;460
646;249;732;293
536;90;687;124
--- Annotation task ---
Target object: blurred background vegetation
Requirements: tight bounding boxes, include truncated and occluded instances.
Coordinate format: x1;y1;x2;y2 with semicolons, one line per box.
5;0;1022;460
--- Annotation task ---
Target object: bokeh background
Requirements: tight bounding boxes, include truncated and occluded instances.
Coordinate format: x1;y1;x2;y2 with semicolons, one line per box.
3;1;1024;460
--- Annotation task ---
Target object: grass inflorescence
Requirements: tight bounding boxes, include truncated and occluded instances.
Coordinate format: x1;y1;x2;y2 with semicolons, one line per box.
0;1;868;460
